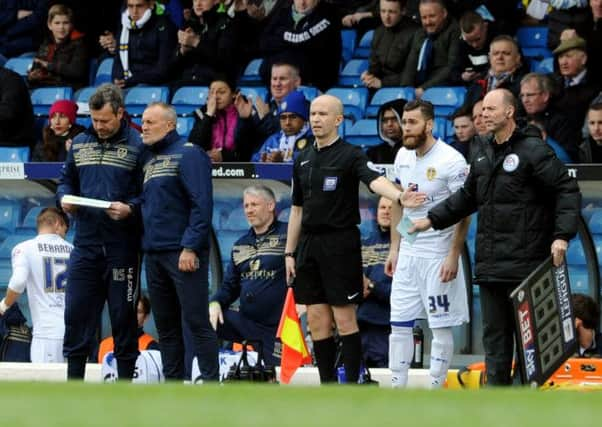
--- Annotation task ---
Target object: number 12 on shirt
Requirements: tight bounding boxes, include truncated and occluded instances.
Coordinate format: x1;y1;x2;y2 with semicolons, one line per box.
43;257;68;293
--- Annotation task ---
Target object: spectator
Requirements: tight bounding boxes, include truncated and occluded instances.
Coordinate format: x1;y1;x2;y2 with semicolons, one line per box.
466;35;526;105
100;0;177;88
139;102;219;382
528;118;573;163
361;0;419;89
546;0;590;50
340;0;379;37
27;4;88;89
98;294;159;363
209;185;288;366
471;99;488;137
359;196;393;368
572;293;602;358
400;0;460;98
0;0;48;60
449;105;476;160
189;77;252;162
0;66;35;150
519;72;581;161
170;0;242;87
579;95;602;162
367;98;406;164
0;207;72;363
450;10;499;86
552;36;600;132
32;100;85;162
251;90;312;163
259;0;341;92
235;62;301;155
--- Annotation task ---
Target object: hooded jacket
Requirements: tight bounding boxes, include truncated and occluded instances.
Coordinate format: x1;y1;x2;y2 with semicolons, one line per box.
428;125;581;284
366;98;406;164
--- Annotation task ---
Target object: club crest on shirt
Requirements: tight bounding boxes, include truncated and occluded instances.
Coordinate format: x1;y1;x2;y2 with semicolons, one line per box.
296;138;307;150
503;154;519;172
163;157;170;167
426;167;437;181
323;176;338;191
249;259;261;271
268;236;280;248
117;147;128;158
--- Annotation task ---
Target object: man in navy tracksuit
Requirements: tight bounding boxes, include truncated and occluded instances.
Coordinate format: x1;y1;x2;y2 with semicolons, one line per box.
139;102;218;381
359;196;393;368
57;84;143;380
209;185;288;366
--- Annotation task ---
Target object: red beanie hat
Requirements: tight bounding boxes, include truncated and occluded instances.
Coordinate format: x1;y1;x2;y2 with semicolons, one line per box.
49;100;78;125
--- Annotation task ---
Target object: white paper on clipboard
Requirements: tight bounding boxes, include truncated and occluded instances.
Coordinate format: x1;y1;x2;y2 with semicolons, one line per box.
62;195;111;209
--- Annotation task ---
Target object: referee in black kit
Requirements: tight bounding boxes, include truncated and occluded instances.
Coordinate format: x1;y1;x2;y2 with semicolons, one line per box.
285;94;404;384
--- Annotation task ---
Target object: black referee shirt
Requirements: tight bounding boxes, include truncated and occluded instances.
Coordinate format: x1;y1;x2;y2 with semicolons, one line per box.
291;138;381;231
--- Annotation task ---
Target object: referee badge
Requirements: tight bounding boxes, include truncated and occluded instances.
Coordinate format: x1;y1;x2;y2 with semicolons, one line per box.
296;138;307;150
503;154;519;172
426;167;437;181
323;176;338;191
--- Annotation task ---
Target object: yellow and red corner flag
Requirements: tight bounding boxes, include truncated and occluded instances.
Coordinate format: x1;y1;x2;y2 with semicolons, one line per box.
276;288;312;384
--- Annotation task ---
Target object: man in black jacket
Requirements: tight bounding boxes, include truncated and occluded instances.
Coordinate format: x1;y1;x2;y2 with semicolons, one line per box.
407;88;581;385
367;98;406;164
0;67;35;150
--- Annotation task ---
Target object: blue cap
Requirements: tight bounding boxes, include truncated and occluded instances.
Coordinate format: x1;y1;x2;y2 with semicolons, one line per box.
278;90;309;121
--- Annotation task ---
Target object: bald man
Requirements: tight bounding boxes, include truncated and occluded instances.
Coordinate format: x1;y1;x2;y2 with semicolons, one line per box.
408;89;581;385
285;95;404;384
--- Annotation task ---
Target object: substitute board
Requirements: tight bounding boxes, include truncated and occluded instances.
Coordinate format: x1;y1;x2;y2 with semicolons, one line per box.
510;257;578;386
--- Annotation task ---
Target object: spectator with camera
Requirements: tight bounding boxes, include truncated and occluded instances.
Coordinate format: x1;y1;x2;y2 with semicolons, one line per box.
209;185;288;366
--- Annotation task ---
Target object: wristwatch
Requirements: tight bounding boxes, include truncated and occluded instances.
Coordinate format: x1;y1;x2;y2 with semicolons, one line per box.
284;252;296;258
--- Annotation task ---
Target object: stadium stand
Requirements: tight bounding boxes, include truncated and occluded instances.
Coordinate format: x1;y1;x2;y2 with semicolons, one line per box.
171;86;209;116
345;119;380;148
338;58;369;87
326;87;369;122
30;87;74;116
94;58;114;86
238;86;269;104
297;85;320;102
0;147;30;162
176;116;194;138
4;57;32;77
516;26;553;61
365;87;415;118
124;86;170;116
421;86;466;117
354;30;374;58
239;58;264;86
341;29;357;64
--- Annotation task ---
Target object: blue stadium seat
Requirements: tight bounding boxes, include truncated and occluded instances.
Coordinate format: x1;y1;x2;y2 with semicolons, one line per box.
222;207;248;231
277;207;290;222
345;119;380;148
588;210;602;234
0;233;32;259
239;58;264;85
238;86;269;104
124;86;170;116
298;85;320;102
421;86;466;116
212;200;234;231
340;118;354;137
592;234;602;267
94;58;114;86
568;265;590;294
326;87;369;121
78;116;92;129
0;200;22;235
171;86;208;116
341;29;357;64
74;86;96;106
338;58;369;87
176;117;195;138
566;238;586;266
0;147;30;162
20;206;45;229
517;26;553;60
532;57;554;73
216;230;241;272
354;30;374;58
433;117;451;141
30;87;74;116
4;57;32;76
359;207;377;238
365;87;415;118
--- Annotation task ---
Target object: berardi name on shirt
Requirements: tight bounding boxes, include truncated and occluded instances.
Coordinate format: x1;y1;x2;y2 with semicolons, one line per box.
37;243;72;254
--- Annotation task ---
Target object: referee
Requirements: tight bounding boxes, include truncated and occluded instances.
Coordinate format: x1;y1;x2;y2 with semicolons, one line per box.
285;94;404;384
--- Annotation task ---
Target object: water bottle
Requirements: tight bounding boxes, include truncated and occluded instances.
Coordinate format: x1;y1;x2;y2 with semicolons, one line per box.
411;325;424;368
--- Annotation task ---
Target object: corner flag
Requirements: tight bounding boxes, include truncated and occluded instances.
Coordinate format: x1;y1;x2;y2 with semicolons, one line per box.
276;288;312;384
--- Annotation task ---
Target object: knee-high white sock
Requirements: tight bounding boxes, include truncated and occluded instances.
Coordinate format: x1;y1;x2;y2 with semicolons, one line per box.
429;327;454;389
389;326;414;388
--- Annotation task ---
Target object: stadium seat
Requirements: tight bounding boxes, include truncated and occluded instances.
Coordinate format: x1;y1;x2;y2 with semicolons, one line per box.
365;87;415;118
338;59;369;87
592;234;602;267
0;200;22;236
20;206;45;229
4;57;32;76
568;265;590;294
532;57;554;73
94;57;114;86
30;87;74;116
239;58;264;86
0;147;30;162
222;207;248;231
326;87;369;121
74;86;96;113
341;118;354;137
124;86;170;116
0;233;32;259
341;29;357;64
345;119;380;148
78;116;92;129
433;117;451;141
588;210;602;234
516;26;553;60
176;116;195;138
359;207;377;238
566;238;586;266
277;207;290;222
238;86;268;104
421;86;466;116
171;86;208;116
216;230;241;272
298;85;320;102
354;30;374;58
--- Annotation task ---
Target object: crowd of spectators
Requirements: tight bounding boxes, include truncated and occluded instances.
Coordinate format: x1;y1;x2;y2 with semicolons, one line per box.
1;0;602;164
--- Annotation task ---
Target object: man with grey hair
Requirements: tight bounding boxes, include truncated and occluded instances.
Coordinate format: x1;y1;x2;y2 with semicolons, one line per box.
57;83;144;380
139;102;219;381
209;184;288;366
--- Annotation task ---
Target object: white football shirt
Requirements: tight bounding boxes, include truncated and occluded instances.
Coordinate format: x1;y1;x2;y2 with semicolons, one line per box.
8;234;73;339
393;139;468;258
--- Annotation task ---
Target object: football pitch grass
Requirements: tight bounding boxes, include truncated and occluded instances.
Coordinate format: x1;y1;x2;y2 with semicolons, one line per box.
3;382;600;427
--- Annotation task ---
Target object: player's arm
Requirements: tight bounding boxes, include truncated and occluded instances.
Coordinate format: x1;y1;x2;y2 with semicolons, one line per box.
440;215;470;283
1;246;28;314
386;191;403;277
285;205;302;285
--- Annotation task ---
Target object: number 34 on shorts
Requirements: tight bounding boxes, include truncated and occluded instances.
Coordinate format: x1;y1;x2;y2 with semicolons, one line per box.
428;294;450;313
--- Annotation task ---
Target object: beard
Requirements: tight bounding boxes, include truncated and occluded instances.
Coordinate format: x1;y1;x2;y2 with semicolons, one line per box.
402;128;428;150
